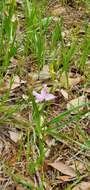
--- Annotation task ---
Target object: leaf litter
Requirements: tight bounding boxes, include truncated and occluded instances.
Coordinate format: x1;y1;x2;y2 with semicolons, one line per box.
47;161;76;178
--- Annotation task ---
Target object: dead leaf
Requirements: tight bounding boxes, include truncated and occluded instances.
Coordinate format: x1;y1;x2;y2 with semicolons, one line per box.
11;75;20;90
1;76;19;93
67;95;87;114
9;131;19;143
72;182;90;190
69;77;84;88
48;161;76;177
60;72;85;89
51;6;66;16
57;175;73;182
28;65;51;82
0;75;21;94
39;65;51;80
60;89;69;100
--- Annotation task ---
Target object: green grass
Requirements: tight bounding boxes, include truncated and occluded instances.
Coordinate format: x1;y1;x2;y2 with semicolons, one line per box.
0;0;90;189
0;0;17;77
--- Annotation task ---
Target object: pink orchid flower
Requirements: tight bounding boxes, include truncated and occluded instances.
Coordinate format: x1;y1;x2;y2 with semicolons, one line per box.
33;84;56;103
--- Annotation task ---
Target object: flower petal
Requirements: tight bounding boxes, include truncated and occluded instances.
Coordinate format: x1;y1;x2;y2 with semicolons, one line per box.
33;91;44;102
45;93;56;101
41;84;48;98
41;89;47;98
